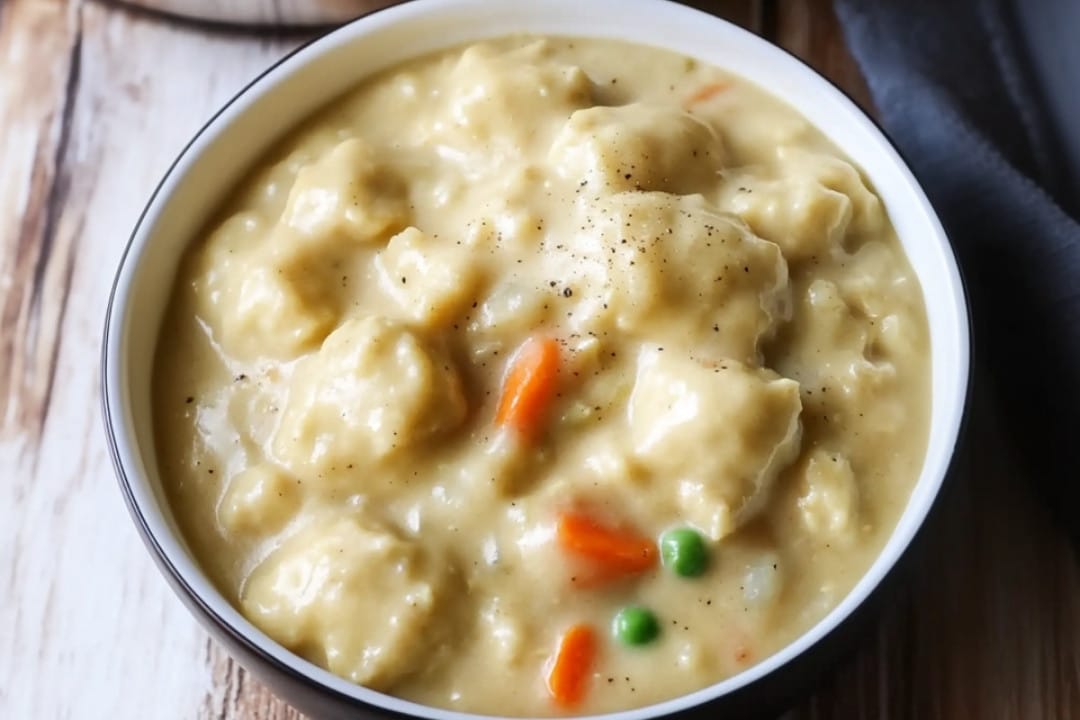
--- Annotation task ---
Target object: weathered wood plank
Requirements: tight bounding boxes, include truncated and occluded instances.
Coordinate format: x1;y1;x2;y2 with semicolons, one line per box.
116;0;397;27
0;0;80;444
682;0;764;33
0;0;86;711
0;2;304;717
203;637;307;719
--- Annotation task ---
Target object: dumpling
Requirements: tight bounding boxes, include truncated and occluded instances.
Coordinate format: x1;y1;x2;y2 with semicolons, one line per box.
242;514;454;689
191;213;338;359
717;149;884;262
279;137;408;247
549;103;724;194
552;192;790;364
795;449;859;542
191;138;409;359
775;147;884;238
627;346;802;539
717;172;852;263
417;41;592;174
374;227;481;327
217;464;299;536
272;316;467;483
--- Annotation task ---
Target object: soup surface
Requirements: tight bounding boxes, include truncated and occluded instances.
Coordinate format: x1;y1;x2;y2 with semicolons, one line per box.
154;36;930;716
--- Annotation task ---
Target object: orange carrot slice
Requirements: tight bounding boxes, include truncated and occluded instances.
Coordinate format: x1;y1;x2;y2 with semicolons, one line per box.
495;336;560;440
557;512;657;574
545;624;598;708
685;81;730;107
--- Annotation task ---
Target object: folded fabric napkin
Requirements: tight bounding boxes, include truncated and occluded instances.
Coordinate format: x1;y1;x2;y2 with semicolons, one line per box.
835;0;1080;541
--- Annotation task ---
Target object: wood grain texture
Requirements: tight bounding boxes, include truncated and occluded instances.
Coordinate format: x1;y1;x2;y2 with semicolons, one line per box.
0;0;80;445
1;0;1077;718
116;0;398;27
1;1;298;717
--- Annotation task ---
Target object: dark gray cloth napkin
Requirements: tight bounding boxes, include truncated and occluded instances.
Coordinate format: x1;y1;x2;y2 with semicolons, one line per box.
834;0;1080;540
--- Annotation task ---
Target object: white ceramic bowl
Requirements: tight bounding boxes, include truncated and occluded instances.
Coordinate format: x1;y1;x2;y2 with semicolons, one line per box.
102;1;971;718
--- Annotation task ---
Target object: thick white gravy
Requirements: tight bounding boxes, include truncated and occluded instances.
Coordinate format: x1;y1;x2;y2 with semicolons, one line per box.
154;36;930;716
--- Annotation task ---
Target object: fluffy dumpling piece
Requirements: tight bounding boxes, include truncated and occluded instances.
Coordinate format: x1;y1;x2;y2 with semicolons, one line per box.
217;464;299;536
374;227;481;327
554;192;790;364
775;146;884;238
272;316;467;481
795;449;859;542
627;346;803;539
549;103;725;194
776;278;903;436
242;515;453;689
192;213;338;359
717;173;852;263
420;41;592;171
190;138;409;360
837;239;925;324
279;137;408;247
717;149;884;262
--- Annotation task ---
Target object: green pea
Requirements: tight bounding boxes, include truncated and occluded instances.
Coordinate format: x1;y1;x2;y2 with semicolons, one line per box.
612;606;660;646
660;527;709;577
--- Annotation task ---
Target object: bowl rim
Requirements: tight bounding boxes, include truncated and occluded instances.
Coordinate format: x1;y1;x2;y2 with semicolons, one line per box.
101;1;972;718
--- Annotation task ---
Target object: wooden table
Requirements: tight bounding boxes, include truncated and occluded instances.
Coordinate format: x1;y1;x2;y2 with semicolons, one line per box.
3;1;1078;717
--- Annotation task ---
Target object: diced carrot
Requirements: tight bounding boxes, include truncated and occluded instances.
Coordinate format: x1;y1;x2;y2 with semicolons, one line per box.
545;624;598;708
557;512;657;574
495;336;560;440
684;81;730;107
